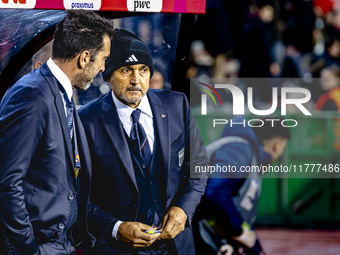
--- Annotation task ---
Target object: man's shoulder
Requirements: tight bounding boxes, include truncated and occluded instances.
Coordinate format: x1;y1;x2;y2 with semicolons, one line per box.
148;89;184;99
13;68;45;88
4;69;52;104
78;93;108;119
148;89;186;107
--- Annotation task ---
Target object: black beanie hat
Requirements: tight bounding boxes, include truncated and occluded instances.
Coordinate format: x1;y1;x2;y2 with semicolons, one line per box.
103;29;154;81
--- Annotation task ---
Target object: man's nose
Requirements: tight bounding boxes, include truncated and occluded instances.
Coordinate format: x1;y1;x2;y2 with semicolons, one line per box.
99;61;105;72
130;71;140;84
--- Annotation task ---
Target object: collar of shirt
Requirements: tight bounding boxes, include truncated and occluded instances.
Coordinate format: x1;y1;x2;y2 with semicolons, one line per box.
111;90;153;121
47;58;73;102
111;91;154;152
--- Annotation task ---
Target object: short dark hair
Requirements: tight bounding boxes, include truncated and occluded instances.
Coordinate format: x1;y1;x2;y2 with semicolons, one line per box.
252;117;291;140
52;10;114;62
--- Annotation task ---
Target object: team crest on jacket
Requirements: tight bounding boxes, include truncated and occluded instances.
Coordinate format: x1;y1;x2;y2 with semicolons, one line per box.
178;147;184;167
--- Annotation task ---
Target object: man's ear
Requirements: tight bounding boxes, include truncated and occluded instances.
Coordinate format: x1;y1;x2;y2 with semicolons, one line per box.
78;51;91;69
34;61;44;70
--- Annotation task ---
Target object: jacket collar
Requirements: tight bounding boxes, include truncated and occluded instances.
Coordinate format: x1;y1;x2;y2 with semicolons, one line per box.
39;62;76;177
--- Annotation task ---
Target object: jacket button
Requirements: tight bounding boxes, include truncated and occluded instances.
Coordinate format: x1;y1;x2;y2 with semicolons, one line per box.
68;194;75;200
142;164;147;169
58;223;65;230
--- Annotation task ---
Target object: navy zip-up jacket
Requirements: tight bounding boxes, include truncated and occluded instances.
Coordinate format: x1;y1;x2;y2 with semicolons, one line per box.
205;116;271;235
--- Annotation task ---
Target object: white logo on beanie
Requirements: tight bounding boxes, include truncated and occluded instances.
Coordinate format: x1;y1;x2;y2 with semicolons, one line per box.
125;54;138;62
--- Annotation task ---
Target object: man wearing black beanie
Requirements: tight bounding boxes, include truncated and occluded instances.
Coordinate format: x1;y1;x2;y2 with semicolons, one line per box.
79;29;208;255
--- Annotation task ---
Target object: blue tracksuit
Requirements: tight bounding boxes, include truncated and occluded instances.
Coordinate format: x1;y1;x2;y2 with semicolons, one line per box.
205;116;271;236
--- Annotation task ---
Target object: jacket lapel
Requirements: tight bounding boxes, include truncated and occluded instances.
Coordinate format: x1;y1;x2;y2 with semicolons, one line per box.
39;63;75;170
73;110;91;224
74;110;91;181
147;91;170;188
100;93;138;192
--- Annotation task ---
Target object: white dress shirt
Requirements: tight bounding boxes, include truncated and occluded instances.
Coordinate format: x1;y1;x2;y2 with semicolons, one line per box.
46;58;73;115
111;91;154;153
111;91;155;239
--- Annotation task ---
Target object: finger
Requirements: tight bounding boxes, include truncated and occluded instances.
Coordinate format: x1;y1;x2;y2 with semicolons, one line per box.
172;216;185;234
161;213;169;229
158;215;168;239
127;236;155;246
166;219;180;238
169;222;181;237
159;218;176;239
130;234;161;248
142;232;161;242
161;215;186;239
138;223;156;231
137;230;161;241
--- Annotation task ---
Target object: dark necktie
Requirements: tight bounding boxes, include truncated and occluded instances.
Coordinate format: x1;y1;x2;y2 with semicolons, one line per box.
59;85;81;178
65;98;74;139
130;109;152;163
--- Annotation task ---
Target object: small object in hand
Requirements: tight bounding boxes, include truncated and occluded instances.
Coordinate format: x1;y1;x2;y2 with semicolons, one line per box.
144;230;162;234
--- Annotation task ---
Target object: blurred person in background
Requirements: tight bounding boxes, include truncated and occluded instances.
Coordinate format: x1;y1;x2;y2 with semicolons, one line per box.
310;36;340;78
316;65;340;112
32;40;53;70
189;0;246;80
309;36;340;101
281;0;315;56
149;63;171;90
186;40;215;79
194;116;291;255
10;40;54;85
280;0;315;78
191;0;234;61
240;0;279;79
239;0;281;105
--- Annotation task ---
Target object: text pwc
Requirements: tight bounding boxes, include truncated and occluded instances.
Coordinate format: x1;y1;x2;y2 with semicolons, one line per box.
134;0;150;11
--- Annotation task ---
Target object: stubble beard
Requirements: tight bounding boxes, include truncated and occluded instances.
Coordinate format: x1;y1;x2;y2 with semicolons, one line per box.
113;87;145;106
73;81;91;92
72;64;96;91
120;91;144;104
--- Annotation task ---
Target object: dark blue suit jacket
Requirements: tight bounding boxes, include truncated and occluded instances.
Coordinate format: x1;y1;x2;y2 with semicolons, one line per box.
0;63;114;255
79;90;208;255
